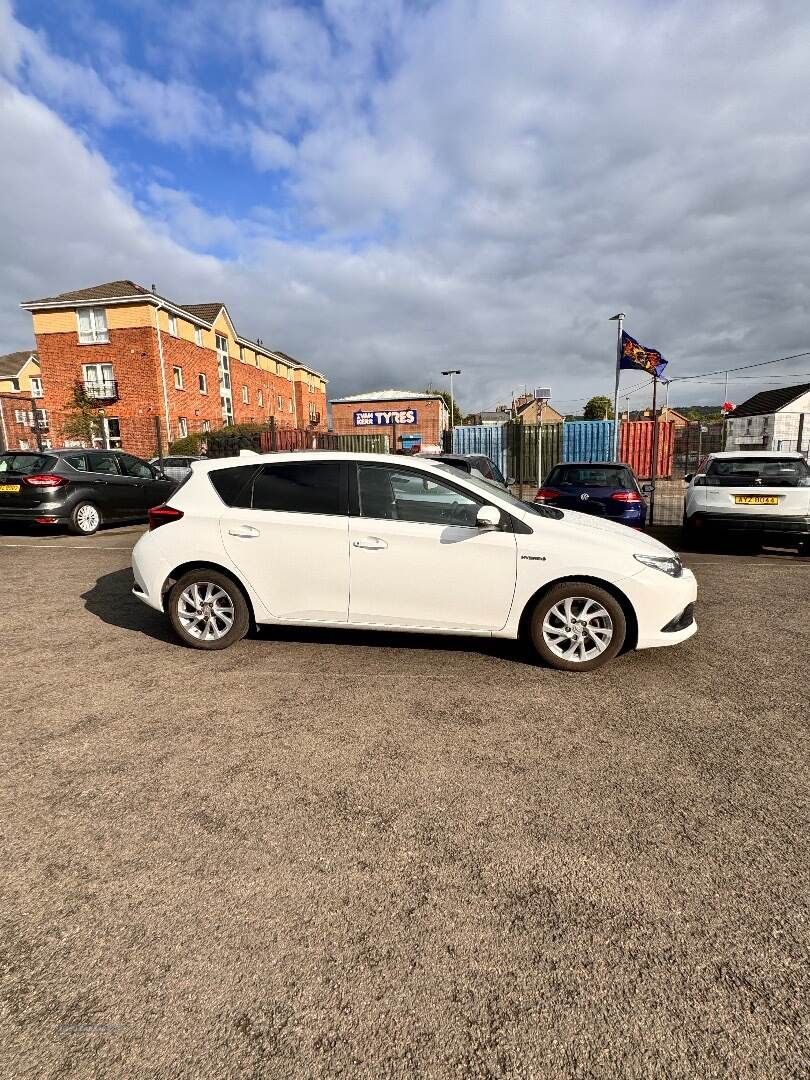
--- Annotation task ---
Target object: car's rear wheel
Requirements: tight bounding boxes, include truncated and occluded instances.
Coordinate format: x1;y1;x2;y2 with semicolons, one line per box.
68;501;101;536
530;582;626;672
168;569;249;650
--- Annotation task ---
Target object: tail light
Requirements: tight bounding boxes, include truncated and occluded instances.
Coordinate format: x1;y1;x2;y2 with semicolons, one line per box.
148;504;184;531
534;487;560;502
23;474;66;488
610;491;642;503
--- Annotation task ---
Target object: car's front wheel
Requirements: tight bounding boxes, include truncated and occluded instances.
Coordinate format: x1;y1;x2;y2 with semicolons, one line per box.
530;582;626;672
168;569;250;650
68;501;101;536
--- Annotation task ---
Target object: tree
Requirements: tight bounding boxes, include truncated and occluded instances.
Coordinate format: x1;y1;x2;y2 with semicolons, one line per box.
425;387;463;426
61;380;102;444
583;395;614;420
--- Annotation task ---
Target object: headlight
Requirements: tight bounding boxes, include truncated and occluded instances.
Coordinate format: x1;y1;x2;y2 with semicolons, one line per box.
634;554;683;578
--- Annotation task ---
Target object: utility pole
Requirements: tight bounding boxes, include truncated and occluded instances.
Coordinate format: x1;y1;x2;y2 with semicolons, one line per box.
609;313;625;459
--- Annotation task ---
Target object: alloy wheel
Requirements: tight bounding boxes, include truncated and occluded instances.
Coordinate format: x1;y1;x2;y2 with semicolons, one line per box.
542;596;614;663
76;504;100;533
177;581;235;641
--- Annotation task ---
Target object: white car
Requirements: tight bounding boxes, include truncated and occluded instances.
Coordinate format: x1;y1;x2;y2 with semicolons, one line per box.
131;451;697;671
684;451;810;551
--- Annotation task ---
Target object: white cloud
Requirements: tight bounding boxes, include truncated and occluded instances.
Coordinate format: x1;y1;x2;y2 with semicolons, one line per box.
3;0;810;413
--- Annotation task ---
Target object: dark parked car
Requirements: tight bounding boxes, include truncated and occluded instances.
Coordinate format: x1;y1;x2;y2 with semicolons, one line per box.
534;462;647;528
0;449;176;535
149;455;200;482
422;453;510;488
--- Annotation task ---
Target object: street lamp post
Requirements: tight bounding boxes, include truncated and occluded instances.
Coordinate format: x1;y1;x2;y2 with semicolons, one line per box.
441;369;461;435
609;313;625;459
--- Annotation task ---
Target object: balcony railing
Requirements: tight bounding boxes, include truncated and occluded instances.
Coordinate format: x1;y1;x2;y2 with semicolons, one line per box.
83;380;119;401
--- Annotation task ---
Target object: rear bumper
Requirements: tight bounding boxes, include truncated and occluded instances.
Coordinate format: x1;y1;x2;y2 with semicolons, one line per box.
0;506;68;524
691;512;810;536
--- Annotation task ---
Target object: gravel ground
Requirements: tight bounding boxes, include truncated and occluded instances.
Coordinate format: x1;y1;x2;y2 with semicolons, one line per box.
0;525;808;1079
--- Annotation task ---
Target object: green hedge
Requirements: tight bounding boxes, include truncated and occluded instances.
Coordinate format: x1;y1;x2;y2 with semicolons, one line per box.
168;423;267;456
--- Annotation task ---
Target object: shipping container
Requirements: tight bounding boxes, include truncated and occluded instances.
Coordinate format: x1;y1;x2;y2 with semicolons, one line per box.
619;420;674;478
562;420;614;464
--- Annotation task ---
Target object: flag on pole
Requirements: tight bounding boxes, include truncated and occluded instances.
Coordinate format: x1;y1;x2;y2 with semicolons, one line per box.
620;331;668;378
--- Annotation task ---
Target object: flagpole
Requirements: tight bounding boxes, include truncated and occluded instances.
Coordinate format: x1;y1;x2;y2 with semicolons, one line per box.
609;313;625;460
649;375;659;525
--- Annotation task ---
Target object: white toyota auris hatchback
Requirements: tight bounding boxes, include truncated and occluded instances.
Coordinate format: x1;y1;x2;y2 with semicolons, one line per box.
131;451;697;672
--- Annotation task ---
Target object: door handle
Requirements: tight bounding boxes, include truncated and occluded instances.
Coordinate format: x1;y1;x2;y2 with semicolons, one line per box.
228;526;260;538
352;537;388;550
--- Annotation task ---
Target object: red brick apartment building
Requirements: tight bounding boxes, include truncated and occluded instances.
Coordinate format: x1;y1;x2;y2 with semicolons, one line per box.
1;280;327;457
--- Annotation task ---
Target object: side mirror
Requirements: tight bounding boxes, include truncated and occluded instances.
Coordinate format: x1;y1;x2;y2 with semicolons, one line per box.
641;482;653;495
506;476;516;486
476;505;501;529
684;473;694;483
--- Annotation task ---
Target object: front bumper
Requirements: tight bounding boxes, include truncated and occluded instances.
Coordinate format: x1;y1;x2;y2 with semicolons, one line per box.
632;566;698;650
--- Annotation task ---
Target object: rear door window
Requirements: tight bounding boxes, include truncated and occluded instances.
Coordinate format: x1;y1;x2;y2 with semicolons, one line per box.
87;452;121;475
64;454;89;472
251;461;342;515
0;453;57;474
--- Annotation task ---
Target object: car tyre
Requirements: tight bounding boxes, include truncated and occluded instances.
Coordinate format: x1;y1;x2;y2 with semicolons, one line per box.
168;569;250;650
68;501;101;536
529;582;626;672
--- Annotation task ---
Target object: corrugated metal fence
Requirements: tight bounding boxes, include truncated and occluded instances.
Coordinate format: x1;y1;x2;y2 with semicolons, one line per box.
451;419;676;482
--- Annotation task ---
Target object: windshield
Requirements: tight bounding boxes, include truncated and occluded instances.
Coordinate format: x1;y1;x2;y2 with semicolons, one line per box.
434;464;563;520
706;457;810;487
547;465;634;489
0;453;57;474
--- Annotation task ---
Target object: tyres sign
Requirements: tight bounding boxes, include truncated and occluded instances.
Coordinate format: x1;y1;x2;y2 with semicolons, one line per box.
354;409;417;426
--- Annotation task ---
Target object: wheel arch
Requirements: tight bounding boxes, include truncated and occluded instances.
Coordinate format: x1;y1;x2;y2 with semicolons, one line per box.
517;575;638;653
161;560;256;626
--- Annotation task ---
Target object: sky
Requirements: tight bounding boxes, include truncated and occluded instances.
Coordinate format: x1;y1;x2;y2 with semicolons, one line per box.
2;0;810;414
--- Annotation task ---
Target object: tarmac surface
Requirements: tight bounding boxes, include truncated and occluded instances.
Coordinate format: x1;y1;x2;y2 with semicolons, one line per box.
1;524;808;1078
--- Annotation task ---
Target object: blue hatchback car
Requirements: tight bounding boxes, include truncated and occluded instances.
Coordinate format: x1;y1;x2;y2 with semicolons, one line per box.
534;462;648;528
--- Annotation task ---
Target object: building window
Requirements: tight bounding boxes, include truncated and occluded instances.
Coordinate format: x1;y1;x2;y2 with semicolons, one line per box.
277;394;283;410
289;399;293;413
82;363;115;399
195;326;203;347
217;334;233;425
239;345;245;363
173;366;184;390
178;417;188;438
77;307;109;344
30;377;43;398
35;408;48;429
242;385;249;403
258;389;263;407
202;419;211;433
198;373;207;394
168;313;178;336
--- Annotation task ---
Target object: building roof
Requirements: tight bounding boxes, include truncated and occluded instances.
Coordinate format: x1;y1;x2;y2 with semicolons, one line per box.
727;383;810;418
0;350;38;378
23;280;152;305
330;389;444;404
179;302;225;323
20;280;326;382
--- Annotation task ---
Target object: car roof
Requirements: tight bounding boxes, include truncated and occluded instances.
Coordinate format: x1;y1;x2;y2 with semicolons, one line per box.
552;461;635;470
708;450;804;459
190;450;490;477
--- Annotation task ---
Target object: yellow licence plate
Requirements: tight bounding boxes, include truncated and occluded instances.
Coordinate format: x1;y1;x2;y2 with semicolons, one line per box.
0;484;21;494
734;495;778;505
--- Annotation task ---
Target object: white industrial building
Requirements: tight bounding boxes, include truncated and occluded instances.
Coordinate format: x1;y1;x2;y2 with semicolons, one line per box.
725;383;810;455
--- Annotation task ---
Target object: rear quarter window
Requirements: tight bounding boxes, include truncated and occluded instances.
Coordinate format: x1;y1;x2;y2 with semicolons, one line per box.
208;465;259;507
